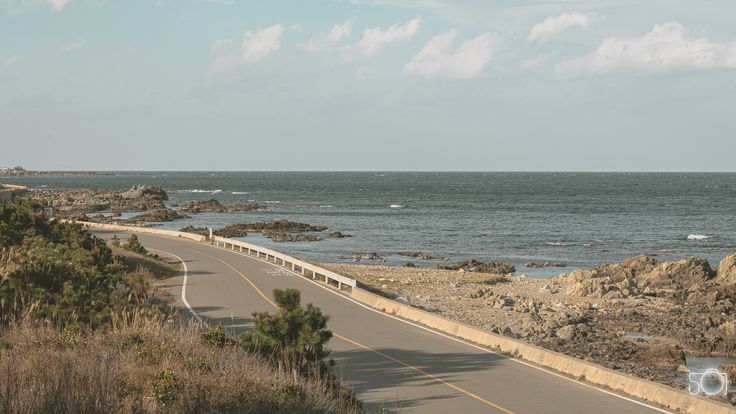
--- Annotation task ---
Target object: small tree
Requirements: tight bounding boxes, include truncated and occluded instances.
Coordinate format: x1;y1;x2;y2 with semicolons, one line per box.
241;288;333;379
122;234;147;255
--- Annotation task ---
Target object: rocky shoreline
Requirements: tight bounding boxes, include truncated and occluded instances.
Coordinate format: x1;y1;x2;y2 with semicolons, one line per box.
27;186;352;243
322;254;736;405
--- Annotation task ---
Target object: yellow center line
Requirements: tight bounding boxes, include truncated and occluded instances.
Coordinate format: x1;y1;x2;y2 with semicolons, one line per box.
188;247;515;414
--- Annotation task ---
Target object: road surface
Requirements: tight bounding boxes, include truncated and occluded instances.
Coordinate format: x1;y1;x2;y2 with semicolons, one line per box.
95;230;674;414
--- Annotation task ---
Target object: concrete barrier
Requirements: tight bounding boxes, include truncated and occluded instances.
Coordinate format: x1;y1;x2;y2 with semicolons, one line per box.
75;221;207;242
0;184;28;204
351;287;735;414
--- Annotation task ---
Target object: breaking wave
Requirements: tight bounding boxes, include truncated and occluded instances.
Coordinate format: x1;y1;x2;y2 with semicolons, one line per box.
687;234;710;240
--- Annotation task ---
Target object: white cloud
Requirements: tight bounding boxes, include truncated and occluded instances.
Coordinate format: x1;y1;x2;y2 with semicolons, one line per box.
528;12;592;43
48;0;71;12
556;22;736;76
61;38;87;53
206;24;283;85
355;65;375;79
5;54;23;66
521;52;554;70
351;17;421;57
404;30;498;79
241;24;283;61
300;19;354;52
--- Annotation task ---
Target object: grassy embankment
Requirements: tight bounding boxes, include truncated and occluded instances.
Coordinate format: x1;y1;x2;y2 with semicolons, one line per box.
0;199;361;413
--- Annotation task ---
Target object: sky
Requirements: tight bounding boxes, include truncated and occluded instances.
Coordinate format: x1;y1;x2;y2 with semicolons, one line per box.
1;0;735;171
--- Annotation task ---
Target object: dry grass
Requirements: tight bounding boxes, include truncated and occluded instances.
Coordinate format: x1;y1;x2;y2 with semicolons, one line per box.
0;311;362;414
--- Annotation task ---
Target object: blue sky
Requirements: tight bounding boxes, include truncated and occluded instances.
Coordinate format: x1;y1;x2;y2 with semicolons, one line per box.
1;0;735;171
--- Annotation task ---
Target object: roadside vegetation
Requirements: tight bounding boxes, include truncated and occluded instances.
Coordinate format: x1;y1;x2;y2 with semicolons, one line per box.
0;200;362;413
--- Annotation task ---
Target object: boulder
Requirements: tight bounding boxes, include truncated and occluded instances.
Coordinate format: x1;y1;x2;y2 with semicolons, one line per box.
327;232;351;239
716;253;736;285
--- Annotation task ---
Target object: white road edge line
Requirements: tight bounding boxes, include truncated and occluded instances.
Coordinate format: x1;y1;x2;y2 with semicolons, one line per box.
149;248;203;323
210;242;674;414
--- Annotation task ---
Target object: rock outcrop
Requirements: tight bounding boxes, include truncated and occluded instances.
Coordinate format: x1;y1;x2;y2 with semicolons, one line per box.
179;199;265;213
558;255;717;299
398;251;448;261
717;253;736;285
342;253;384;262
525;261;566;268
120;185;168;201
213;220;328;242
124;208;188;223
179;226;210;236
433;259;515;275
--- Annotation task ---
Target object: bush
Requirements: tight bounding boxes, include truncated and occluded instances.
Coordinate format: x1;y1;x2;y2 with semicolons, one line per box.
122;234;148;255
241;288;333;378
0;200;125;326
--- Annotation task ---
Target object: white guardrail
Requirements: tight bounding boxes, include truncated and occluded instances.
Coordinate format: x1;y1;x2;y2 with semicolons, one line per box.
212;236;357;289
76;221;356;289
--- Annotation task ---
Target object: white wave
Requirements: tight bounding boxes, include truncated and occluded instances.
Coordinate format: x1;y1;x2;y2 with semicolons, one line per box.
265;200;280;204
179;189;223;194
319;205;333;208
390;204;404;208
687;234;710;240
546;241;575;246
232;191;249;195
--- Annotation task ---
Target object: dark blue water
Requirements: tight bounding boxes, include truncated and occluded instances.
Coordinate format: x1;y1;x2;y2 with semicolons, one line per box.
4;172;735;278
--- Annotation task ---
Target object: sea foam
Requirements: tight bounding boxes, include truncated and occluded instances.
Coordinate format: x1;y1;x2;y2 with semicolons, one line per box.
687;234;710;240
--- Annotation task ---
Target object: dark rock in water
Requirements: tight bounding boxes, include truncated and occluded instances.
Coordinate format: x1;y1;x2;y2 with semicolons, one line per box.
215;220;326;235
342;252;384;262
124;208;187;223
179;199;265;213
525;261;566;268
213;224;249;238
403;262;416;268
120;185;168;201
398;251;448;261
227;203;266;212
433;259;515;275
179;226;210;236
265;231;321;242
180;199;226;213
327;231;351;239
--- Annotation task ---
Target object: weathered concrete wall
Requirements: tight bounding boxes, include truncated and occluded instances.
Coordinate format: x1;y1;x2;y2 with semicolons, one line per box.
75;221;207;242
0;184;28;205
351;287;734;414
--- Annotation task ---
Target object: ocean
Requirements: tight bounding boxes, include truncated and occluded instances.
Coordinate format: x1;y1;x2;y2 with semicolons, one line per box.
4;172;735;278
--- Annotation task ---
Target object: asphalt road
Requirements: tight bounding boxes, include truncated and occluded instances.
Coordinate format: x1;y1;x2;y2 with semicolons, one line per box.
95;230;674;414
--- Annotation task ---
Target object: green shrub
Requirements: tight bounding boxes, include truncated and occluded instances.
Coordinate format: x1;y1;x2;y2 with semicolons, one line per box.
153;370;179;407
201;325;236;348
241;288;333;378
123;234;148;255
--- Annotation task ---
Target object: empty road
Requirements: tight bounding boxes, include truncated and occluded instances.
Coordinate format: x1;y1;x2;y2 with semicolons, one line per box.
94;230;674;414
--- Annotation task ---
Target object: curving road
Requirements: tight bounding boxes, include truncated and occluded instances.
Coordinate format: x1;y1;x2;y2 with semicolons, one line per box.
94;230;674;414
